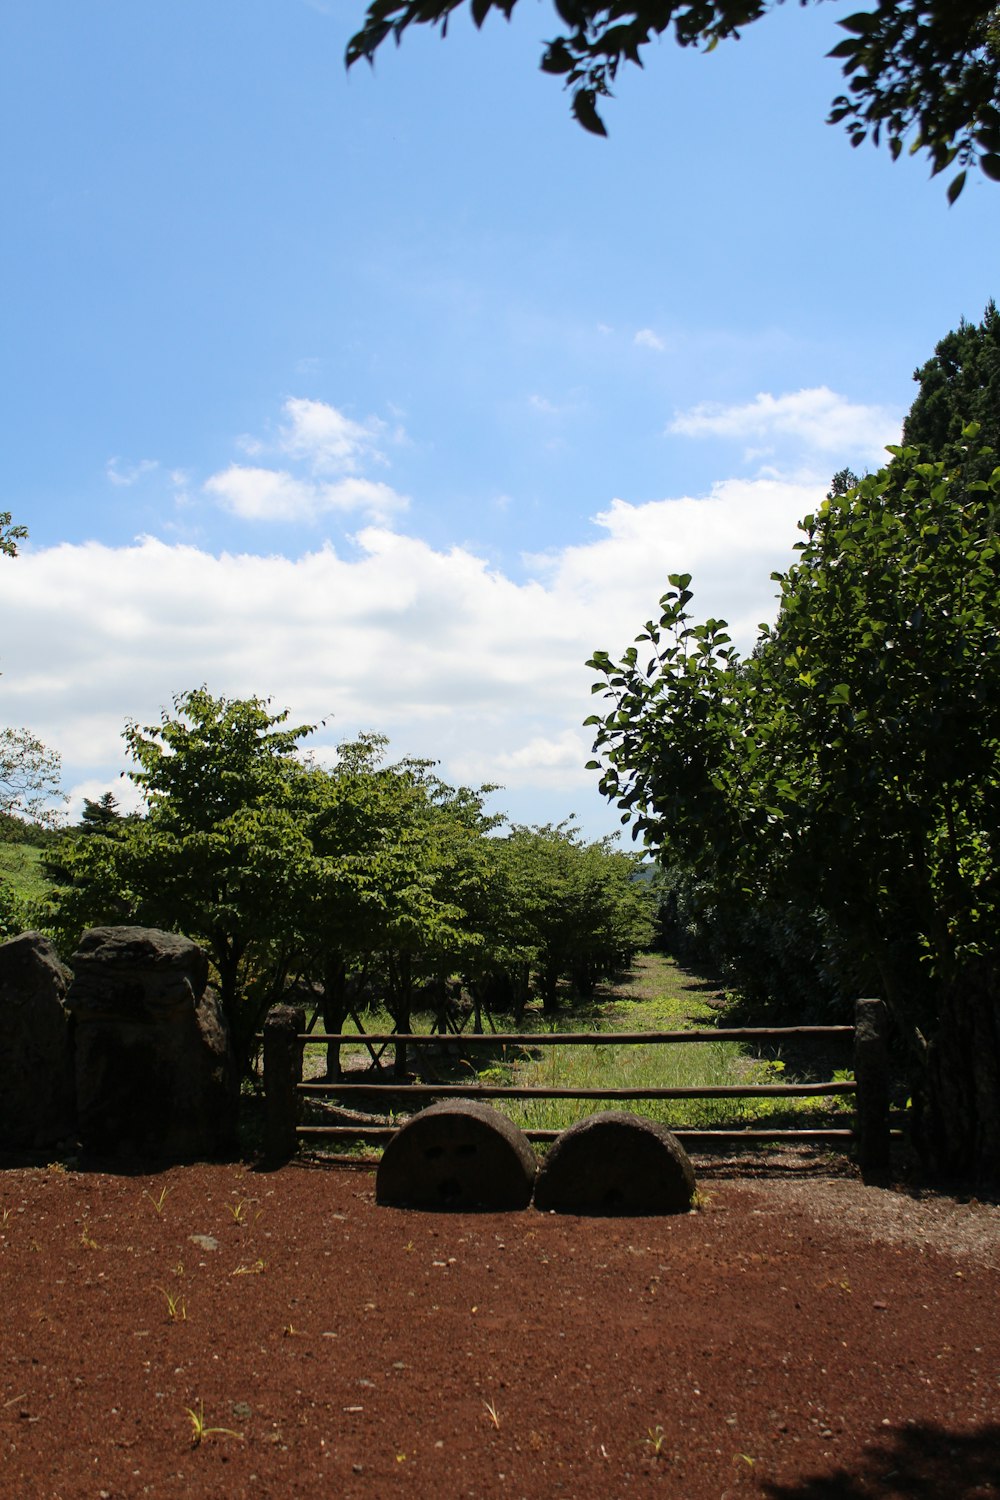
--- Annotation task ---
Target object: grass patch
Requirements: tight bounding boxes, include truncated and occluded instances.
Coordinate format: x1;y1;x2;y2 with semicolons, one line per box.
297;953;854;1145
0;841;52;904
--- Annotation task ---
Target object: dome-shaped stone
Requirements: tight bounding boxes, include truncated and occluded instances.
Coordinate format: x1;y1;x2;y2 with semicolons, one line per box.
534;1110;696;1215
377;1101;536;1211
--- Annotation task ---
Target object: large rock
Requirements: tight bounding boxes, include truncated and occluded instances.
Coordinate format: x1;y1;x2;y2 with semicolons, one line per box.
377;1101;537;1211
65;926;238;1160
0;931;75;1151
533;1111;696;1216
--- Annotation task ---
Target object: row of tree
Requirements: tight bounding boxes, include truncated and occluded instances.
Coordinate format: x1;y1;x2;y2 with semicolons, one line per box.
587;305;1000;1178
38;692;654;1071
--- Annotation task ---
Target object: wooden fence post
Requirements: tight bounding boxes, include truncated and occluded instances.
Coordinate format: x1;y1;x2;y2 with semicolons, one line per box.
264;1004;306;1162
854;998;890;1181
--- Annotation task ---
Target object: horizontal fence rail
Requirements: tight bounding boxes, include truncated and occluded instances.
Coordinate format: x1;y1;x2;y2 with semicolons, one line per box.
295;1027;856;1046
261;1001;894;1177
298;1080;858;1100
297;1125;860;1144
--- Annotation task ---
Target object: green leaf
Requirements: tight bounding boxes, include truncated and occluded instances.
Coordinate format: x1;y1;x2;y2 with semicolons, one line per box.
837;12;877;35
541;38;574;74
981;154;1000;183
571;88;608;138
947;170;967;205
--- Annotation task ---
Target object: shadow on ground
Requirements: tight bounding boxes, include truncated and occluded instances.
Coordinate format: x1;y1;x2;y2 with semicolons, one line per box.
762;1421;1000;1498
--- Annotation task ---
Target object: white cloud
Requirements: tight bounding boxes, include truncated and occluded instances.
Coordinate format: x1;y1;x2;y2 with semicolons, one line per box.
204;466;407;523
203;398;405;526
0;474;824;836
453;730;596;792
528;394;560;415
106;457;158;487
278;397;387;475
670;386;901;467
634;328;666;352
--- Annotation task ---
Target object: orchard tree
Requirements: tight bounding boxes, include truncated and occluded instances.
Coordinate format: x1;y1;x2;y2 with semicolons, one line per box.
294;736;503;1075
53;689;317;1067
497;823;654;1010
347;1;1000;195
587;433;1000;1177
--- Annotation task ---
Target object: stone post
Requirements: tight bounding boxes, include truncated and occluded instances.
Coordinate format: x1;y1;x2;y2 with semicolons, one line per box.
264;1004;305;1162
854;997;891;1181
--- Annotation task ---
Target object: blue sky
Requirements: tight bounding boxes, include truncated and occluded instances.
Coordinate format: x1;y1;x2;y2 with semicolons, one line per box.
2;0;998;836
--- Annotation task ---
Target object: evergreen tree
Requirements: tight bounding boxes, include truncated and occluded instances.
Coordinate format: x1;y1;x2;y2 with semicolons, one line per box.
903;301;1000;480
78;792;123;835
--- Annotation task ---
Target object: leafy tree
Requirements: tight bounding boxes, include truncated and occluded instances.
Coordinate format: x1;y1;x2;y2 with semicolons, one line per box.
1;517;63;830
0;727;63;828
1;513;28;559
0;879;32;941
52;689;318;1067
296;738;499;1074
347;1;1000;194
496;822;654;1010
587;432;1000;1178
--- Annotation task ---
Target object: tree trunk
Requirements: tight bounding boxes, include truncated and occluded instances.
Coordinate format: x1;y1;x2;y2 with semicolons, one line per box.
572;960;595;997
214;938;250;1074
322;956;348;1081
391;952;412;1079
913;964;1000;1182
541;962;560;1014
513;962;530;1022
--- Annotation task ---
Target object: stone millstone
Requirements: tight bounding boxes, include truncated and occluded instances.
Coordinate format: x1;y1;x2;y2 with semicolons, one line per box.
0;931;75;1151
65;925;237;1161
533;1111;696;1216
376;1101;537;1211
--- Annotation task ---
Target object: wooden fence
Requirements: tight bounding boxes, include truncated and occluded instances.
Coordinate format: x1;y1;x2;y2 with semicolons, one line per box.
262;998;895;1176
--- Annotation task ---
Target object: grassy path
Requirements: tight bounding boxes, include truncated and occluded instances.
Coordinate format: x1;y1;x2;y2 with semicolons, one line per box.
487;953;790;1135
300;954;854;1143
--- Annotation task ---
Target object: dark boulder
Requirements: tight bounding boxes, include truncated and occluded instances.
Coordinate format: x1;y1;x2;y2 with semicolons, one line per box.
66;926;237;1160
533;1110;696;1215
0;931;75;1150
377;1101;536;1211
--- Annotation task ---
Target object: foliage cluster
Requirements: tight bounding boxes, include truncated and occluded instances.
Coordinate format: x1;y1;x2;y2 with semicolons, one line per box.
346;1;1000;195
41;690;654;1071
586;308;1000;1176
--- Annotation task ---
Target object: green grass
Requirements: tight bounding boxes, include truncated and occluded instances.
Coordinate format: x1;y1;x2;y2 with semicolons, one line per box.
299;953;854;1142
0;840;52;904
484;954;790;1133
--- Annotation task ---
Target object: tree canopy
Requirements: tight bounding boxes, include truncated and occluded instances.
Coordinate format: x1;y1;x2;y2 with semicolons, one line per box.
587;423;1000;1177
0;728;63;829
903;300;1000;473
1;518;64;829
347;1;1000;195
51;689;319;1066
1;513;28;560
47;691;652;1075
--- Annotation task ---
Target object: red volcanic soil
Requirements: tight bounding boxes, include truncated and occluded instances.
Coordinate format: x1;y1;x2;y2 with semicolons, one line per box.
2;1158;999;1500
